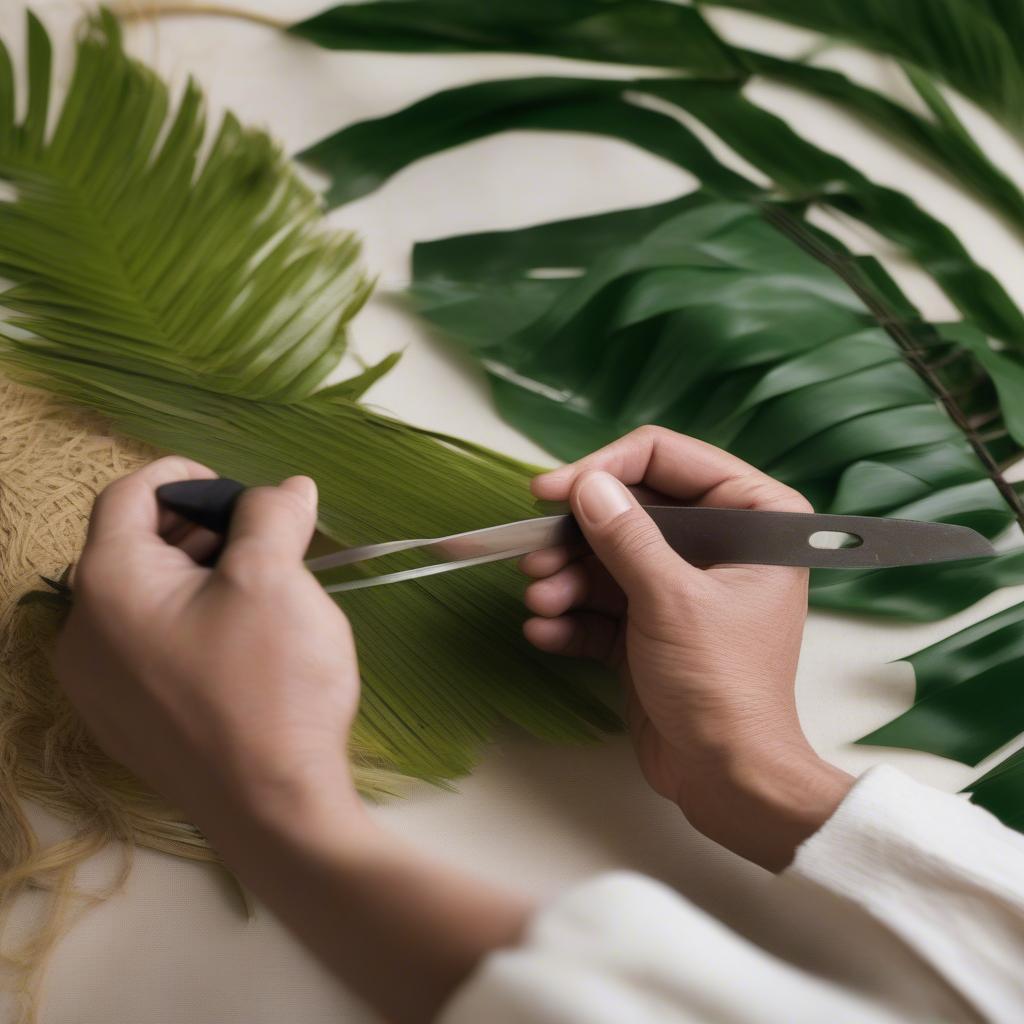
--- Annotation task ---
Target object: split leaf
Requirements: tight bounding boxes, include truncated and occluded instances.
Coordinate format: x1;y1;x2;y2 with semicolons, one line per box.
299;73;1024;346
410;192;1024;622
702;0;1024;137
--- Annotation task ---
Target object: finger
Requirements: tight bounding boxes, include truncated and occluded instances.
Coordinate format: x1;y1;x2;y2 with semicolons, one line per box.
173;524;225;565
518;545;575;579
223;476;318;564
524;558;625;618
532;425;809;513
570;469;696;601
87;456;217;548
523;612;619;663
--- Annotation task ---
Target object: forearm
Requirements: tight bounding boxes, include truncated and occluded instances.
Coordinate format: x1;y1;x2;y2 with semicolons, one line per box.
201;777;531;1024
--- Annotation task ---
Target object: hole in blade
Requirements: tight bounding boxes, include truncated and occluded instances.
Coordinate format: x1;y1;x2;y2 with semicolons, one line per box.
809;530;863;550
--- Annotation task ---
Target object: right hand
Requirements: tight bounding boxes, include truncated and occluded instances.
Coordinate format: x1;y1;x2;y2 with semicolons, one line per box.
521;427;853;870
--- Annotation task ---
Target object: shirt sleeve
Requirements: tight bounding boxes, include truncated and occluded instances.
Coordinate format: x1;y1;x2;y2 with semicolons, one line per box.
440;765;1024;1024
438;869;901;1024
788;763;1024;1022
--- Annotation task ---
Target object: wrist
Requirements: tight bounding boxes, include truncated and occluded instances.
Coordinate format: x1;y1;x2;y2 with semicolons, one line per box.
201;753;380;865
678;744;853;872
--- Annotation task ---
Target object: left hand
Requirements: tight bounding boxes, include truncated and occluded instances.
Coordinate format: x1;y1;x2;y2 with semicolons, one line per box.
55;456;364;837
54;456;528;1024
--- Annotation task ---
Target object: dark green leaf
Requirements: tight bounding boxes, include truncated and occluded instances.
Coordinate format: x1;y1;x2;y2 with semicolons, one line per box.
302;73;1024;345
291;0;740;75
287;0;1024;235
703;0;1024;135
966;743;1024;829
412;192;1023;620
859;601;1024;765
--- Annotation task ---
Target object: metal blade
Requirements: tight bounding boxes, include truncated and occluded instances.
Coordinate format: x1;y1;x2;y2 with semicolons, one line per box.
307;506;994;591
641;507;995;569
305;514;578;574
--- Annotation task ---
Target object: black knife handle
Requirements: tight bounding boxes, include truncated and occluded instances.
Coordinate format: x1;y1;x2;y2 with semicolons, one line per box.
156;478;246;534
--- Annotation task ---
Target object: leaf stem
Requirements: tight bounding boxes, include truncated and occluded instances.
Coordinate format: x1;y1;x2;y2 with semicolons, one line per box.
110;3;286;29
761;203;1024;529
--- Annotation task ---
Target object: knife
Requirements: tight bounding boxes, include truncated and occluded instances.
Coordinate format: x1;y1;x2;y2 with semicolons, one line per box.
156;478;995;593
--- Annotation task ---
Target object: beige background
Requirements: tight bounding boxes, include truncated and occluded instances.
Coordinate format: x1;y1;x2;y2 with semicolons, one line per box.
5;2;1024;1020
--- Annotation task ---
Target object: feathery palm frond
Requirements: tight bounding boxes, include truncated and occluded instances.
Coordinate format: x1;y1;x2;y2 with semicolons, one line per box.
0;10;617;795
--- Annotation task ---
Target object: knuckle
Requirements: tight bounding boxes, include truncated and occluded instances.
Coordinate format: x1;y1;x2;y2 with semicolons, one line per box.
742;475;812;513
93;475;132;508
607;513;663;563
219;539;284;589
245;486;309;520
628;424;669;445
150;454;198;478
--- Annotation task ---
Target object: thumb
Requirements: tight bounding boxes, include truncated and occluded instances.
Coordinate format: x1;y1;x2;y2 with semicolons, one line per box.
225;476;318;564
571;471;685;602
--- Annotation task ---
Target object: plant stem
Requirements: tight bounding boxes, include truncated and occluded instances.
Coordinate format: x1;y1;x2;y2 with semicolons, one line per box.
761;203;1024;529
110;3;286;29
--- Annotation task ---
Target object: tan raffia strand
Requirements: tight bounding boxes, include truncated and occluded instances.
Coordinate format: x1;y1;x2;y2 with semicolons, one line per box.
0;375;199;1020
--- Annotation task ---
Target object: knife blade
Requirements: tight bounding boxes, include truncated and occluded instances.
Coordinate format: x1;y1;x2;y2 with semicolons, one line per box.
156;479;996;593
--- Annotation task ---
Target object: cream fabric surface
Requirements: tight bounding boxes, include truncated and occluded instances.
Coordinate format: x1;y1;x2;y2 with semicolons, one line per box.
2;2;1023;1022
443;766;1024;1024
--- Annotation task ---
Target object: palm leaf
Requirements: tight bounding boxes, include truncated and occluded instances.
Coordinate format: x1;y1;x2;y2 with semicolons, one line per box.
859;602;1024;766
298;73;1024;346
701;0;1024;137
290;0;740;74
411;192;1024;609
966;741;1024;830
0;11;617;794
284;0;1024;235
408;188;1024;820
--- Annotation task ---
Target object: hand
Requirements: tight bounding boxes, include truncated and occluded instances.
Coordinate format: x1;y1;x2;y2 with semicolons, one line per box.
56;455;363;837
56;456;528;1024
521;427;853;870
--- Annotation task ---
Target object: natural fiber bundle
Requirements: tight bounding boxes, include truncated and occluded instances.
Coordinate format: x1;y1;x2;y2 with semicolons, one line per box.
0;375;208;1017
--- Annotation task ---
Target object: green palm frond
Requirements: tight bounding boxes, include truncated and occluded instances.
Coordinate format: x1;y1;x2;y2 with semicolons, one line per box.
407;190;1024;826
0;13;371;401
701;0;1024;137
410;193;1024;617
0;11;617;791
284;0;1024;236
289;0;740;73
298;73;1024;348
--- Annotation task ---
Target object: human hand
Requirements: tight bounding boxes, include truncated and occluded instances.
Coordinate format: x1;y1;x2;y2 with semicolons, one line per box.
57;457;529;1024
521;427;852;870
55;456;365;843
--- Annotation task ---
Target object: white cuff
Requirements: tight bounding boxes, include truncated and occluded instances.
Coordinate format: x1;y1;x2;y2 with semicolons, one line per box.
789;764;1024;1022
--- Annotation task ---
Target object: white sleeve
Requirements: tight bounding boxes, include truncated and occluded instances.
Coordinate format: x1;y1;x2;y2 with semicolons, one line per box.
438;870;901;1024
788;764;1024;1023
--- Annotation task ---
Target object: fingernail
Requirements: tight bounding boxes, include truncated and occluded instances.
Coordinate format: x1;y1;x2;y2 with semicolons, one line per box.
575;472;632;526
